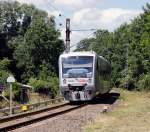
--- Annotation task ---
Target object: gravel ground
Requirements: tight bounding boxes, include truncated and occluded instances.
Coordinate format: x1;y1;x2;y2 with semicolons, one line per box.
10;92;120;132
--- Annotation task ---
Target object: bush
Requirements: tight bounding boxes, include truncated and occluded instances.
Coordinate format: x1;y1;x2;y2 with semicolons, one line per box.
2;82;21;101
119;74;136;90
28;77;45;92
28;76;59;98
12;82;21;101
137;74;150;91
0;58;10;70
47;76;59;97
0;70;9;85
0;58;11;85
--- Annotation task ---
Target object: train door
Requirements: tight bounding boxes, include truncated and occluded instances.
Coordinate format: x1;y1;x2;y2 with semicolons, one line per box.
95;58;99;94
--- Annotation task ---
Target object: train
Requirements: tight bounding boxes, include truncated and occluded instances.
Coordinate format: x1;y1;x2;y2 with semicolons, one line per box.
59;51;112;102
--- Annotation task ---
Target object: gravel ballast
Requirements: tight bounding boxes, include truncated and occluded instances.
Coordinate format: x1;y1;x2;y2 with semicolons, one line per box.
10;92;119;132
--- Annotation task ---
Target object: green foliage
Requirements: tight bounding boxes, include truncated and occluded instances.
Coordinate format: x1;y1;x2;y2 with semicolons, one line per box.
0;1;64;83
28;76;59;98
76;3;150;90
0;58;11;85
137;74;150;91
47;76;59;97
28;77;46;92
2;82;21;101
0;1;64;102
0;70;9;85
28;65;59;98
12;4;64;82
0;58;10;70
12;82;20;101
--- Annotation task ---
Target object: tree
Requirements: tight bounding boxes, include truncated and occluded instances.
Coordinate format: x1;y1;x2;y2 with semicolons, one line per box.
76;3;150;90
14;15;64;82
0;1;64;83
0;58;11;85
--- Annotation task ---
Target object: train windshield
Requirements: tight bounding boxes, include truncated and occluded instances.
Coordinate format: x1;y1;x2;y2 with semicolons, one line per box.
62;56;93;78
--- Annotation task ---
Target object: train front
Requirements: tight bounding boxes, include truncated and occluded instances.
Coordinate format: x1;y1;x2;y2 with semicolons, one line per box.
59;53;95;101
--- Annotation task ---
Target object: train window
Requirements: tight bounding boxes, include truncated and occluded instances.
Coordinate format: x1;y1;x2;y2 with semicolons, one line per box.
97;60;99;70
62;56;93;78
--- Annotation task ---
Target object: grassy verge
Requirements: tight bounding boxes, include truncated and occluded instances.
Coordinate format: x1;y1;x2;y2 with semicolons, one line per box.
84;88;150;132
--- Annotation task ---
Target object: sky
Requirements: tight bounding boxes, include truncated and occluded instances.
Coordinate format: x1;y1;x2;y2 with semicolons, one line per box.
3;0;150;49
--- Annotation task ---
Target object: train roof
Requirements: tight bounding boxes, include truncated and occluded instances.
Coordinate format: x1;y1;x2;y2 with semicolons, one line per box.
59;51;110;65
98;56;111;66
60;51;97;57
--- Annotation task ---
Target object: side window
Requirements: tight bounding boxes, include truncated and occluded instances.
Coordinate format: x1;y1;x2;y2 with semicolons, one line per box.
97;60;99;70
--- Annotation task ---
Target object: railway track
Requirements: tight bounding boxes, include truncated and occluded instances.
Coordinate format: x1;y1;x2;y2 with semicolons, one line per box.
0;102;87;132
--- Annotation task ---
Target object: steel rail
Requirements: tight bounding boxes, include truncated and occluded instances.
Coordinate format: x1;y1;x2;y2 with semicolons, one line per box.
0;102;69;123
0;102;87;131
0;97;64;115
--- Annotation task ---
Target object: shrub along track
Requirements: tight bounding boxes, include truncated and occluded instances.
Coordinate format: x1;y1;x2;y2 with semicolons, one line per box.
0;102;88;132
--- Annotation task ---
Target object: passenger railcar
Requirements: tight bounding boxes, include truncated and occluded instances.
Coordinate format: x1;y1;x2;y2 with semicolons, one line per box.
59;51;111;101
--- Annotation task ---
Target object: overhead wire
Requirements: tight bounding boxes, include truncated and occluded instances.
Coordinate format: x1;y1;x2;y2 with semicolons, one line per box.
43;0;99;50
43;0;99;32
43;0;67;30
71;28;97;32
70;31;96;49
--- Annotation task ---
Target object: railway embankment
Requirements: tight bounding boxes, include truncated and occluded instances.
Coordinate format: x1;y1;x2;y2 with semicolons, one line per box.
84;88;150;132
8;89;119;132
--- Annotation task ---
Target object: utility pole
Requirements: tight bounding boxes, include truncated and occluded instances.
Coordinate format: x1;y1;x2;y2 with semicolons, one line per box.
9;83;13;115
66;18;71;52
7;75;15;116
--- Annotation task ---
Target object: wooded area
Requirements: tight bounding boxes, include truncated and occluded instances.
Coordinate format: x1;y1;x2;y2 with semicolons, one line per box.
0;1;64;99
76;3;150;90
0;1;150;102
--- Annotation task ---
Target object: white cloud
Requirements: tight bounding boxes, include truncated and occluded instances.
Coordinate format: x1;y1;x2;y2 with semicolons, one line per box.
47;10;61;18
9;0;56;12
2;0;142;49
70;31;94;50
8;0;62;18
12;0;100;11
54;0;102;10
72;8;140;30
70;8;141;48
10;0;46;5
